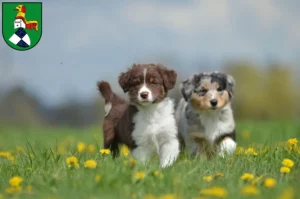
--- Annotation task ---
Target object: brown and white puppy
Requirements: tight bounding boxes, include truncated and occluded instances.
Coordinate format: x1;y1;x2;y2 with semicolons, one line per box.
98;64;179;168
175;72;236;158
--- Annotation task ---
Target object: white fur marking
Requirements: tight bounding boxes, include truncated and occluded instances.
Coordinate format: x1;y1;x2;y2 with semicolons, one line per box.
143;68;147;84
208;90;217;100
218;138;236;157
104;103;112;117
137;68;153;102
131;98;179;168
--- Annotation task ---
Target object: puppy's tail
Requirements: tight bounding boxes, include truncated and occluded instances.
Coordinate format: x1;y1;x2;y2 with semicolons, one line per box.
97;81;114;103
97;81;126;117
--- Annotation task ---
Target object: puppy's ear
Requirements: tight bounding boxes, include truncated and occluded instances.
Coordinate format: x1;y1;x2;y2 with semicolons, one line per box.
180;76;195;101
226;74;235;98
157;64;177;90
118;68;132;93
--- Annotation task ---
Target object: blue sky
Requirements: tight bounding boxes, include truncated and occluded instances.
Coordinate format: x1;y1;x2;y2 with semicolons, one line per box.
1;0;299;105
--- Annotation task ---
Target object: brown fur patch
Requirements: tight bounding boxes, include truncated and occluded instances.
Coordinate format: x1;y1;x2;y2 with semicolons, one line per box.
215;90;230;109
98;82;138;157
190;92;210;111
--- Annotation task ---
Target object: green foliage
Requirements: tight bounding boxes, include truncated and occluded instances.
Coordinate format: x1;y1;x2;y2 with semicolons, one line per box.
225;62;299;120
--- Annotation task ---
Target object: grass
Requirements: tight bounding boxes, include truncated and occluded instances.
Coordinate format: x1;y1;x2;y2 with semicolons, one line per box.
0;121;300;199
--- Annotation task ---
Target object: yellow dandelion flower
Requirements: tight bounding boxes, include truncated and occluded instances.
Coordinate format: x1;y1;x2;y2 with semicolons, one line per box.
6;185;22;194
77;142;86;153
9;176;23;187
94;174;102;182
135;171;146;180
87;144;95;153
144;194;157;199
287;138;298;152
121;145;130;157
282;158;294;168
159;194;177;199
241;185;259;195
244;147;258;156
235;147;244;155
66;156;78;164
240;173;255;181
277;187;294;199
214;173;224;178
280;167;290;174
100;149;111;155
0;152;9;158
84;159;97;169
66;156;79;168
287;138;298;146
203;176;213;182
263;178;276;188
200;186;228;198
0;152;15;161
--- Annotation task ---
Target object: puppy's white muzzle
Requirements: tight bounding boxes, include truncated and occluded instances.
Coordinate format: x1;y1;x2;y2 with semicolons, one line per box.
138;85;153;103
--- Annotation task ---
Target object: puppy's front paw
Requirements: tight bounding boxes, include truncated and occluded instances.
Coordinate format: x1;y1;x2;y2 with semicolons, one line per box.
218;138;236;157
159;139;180;168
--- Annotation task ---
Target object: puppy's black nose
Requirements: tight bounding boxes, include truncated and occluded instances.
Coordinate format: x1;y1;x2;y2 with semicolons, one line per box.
210;99;218;107
140;91;149;99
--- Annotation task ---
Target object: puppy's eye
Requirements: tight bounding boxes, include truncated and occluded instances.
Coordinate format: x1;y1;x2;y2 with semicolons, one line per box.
131;79;140;85
150;78;159;84
217;88;223;92
198;89;208;94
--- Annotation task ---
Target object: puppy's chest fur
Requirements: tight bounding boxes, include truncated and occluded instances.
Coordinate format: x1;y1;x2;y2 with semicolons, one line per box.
132;98;177;147
186;104;235;143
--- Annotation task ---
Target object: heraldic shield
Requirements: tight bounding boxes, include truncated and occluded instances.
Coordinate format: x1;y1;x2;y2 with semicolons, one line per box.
2;2;42;51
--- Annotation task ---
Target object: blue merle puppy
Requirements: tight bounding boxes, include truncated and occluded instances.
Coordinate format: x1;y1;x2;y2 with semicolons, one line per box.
175;72;236;158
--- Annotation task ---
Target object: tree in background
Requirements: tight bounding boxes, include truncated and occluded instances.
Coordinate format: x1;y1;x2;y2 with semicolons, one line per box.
225;62;298;120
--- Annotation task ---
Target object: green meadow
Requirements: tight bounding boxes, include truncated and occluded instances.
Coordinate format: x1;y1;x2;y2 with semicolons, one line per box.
0;121;299;199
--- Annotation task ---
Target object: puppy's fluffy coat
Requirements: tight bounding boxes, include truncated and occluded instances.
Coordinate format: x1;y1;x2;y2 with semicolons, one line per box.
175;72;237;157
98;64;179;168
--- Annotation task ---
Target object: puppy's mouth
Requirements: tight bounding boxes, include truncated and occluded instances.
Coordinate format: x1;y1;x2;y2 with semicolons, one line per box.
137;99;153;105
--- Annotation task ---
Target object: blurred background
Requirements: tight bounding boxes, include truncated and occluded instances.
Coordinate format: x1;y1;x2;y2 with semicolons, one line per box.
1;0;300;127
